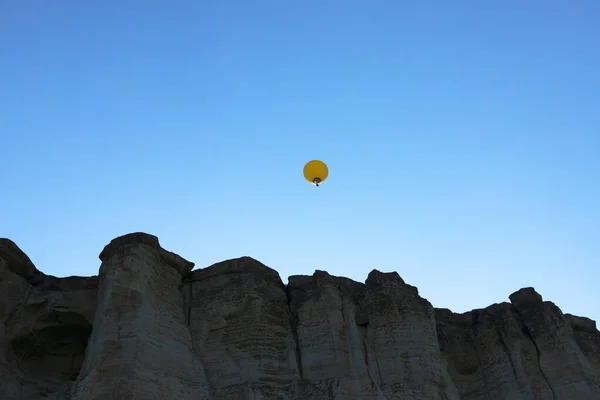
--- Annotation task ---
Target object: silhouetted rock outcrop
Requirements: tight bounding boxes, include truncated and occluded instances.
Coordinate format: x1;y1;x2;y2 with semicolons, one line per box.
1;233;598;399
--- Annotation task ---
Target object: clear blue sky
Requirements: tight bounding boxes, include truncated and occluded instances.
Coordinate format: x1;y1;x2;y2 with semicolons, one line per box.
1;2;599;323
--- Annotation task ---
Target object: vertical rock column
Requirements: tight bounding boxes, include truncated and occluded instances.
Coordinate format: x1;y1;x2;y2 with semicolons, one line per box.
436;305;545;400
509;288;600;398
363;270;459;399
186;257;301;398
70;233;210;400
287;272;379;399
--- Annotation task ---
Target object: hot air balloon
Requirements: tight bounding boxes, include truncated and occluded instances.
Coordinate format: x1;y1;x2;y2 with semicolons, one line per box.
303;160;328;187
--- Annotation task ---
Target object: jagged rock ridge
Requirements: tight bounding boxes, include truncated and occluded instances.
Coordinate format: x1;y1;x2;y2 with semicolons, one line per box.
0;233;598;399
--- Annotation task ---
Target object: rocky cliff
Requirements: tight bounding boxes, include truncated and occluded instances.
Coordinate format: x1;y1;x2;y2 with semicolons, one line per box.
0;233;598;400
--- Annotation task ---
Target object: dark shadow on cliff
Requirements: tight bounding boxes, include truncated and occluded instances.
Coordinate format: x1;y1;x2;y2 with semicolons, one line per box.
7;311;92;382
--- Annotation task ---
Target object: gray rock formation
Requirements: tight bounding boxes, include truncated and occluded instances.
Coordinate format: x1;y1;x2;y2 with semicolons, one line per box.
0;233;598;399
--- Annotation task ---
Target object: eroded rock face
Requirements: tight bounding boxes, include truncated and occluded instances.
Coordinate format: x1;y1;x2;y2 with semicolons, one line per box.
0;233;598;400
70;233;210;400
183;257;300;398
286;270;460;399
0;239;97;400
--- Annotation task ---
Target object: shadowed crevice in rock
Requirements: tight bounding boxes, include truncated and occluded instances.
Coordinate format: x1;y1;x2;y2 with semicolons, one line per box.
186;278;193;326
10;324;91;363
8;311;93;383
10;316;91;359
470;310;490;394
284;283;305;381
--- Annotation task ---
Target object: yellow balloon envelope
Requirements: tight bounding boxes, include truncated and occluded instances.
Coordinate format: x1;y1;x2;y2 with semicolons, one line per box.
303;160;328;186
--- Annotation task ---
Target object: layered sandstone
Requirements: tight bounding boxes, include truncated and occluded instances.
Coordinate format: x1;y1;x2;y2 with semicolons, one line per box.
0;233;598;399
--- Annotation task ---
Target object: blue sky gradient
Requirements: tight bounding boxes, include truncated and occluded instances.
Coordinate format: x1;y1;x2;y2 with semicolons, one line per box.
1;1;599;322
